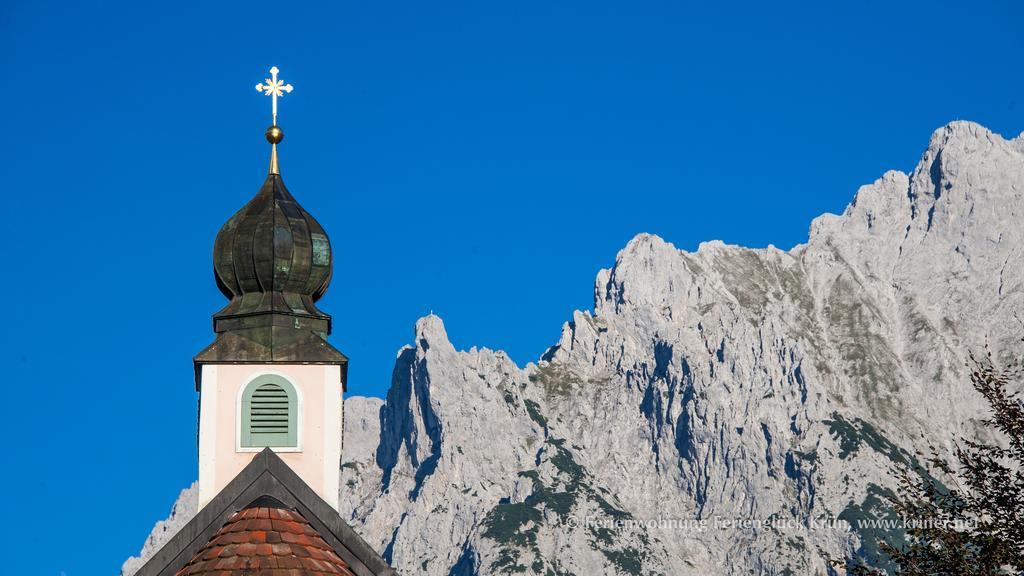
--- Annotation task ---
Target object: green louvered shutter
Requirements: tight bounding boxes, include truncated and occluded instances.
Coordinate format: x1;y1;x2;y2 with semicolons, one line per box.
241;378;297;448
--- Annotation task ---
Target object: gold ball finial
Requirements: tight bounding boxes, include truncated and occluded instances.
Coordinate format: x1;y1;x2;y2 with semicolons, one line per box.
265;125;284;144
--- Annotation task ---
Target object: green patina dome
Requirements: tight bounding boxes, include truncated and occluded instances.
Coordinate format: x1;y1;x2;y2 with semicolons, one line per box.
212;173;333;318
195;172;347;372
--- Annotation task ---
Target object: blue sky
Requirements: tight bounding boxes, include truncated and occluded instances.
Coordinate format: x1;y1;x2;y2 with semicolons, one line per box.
1;1;1021;573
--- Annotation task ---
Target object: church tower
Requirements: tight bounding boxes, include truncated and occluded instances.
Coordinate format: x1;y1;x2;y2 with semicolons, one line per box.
134;67;393;576
193;66;348;512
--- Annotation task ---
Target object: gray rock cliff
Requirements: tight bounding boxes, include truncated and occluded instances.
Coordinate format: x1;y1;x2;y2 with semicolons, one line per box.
125;121;1024;575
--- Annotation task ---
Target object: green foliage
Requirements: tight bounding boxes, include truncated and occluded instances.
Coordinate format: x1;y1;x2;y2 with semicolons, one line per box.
548;439;584;480
524;399;548;429
842;357;1024;575
483;502;542;548
838;483;906;573
482;435;657;574
825;413;910;464
491;548;529;573
601;547;644;575
530;363;583;398
826;415;862;460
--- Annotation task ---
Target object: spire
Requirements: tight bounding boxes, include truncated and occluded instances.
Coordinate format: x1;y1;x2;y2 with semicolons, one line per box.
256;66;293;175
194;65;346;371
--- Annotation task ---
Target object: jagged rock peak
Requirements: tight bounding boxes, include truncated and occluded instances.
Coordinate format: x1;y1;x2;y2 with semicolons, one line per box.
128;121;1024;576
928;120;1003;153
414;313;455;354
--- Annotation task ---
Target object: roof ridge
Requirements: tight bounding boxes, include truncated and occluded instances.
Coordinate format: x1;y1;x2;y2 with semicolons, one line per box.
135;448;396;576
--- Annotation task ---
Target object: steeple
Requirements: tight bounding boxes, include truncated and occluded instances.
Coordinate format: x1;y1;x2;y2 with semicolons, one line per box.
192;66;348;513
136;64;393;576
194;66;346;372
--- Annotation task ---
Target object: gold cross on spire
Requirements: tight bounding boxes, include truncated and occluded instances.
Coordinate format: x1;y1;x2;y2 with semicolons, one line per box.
256;66;293;126
255;66;293;175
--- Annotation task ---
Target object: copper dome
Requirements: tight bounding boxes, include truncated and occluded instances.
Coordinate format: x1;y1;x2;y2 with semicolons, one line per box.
194;173;347;370
213;173;333;320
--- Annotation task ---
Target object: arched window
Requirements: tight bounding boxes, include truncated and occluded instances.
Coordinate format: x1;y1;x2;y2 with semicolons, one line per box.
240;375;298;449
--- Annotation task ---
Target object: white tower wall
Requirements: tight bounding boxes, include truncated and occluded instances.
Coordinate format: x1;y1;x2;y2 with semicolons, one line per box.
197;363;344;511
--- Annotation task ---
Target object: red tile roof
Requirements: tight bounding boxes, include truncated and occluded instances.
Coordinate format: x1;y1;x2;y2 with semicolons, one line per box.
175;506;356;576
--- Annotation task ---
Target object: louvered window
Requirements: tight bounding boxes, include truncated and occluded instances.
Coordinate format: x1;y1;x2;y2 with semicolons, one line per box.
240;376;298;448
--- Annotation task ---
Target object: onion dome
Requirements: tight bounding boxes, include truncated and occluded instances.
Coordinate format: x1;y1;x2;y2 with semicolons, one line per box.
212;173;333;324
194;123;347;371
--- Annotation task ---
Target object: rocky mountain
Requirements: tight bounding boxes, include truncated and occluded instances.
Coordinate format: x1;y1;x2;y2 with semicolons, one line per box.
125;121;1024;575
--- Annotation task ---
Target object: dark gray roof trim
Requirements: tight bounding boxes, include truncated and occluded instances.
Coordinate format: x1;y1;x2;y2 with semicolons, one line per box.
135;448;396;576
